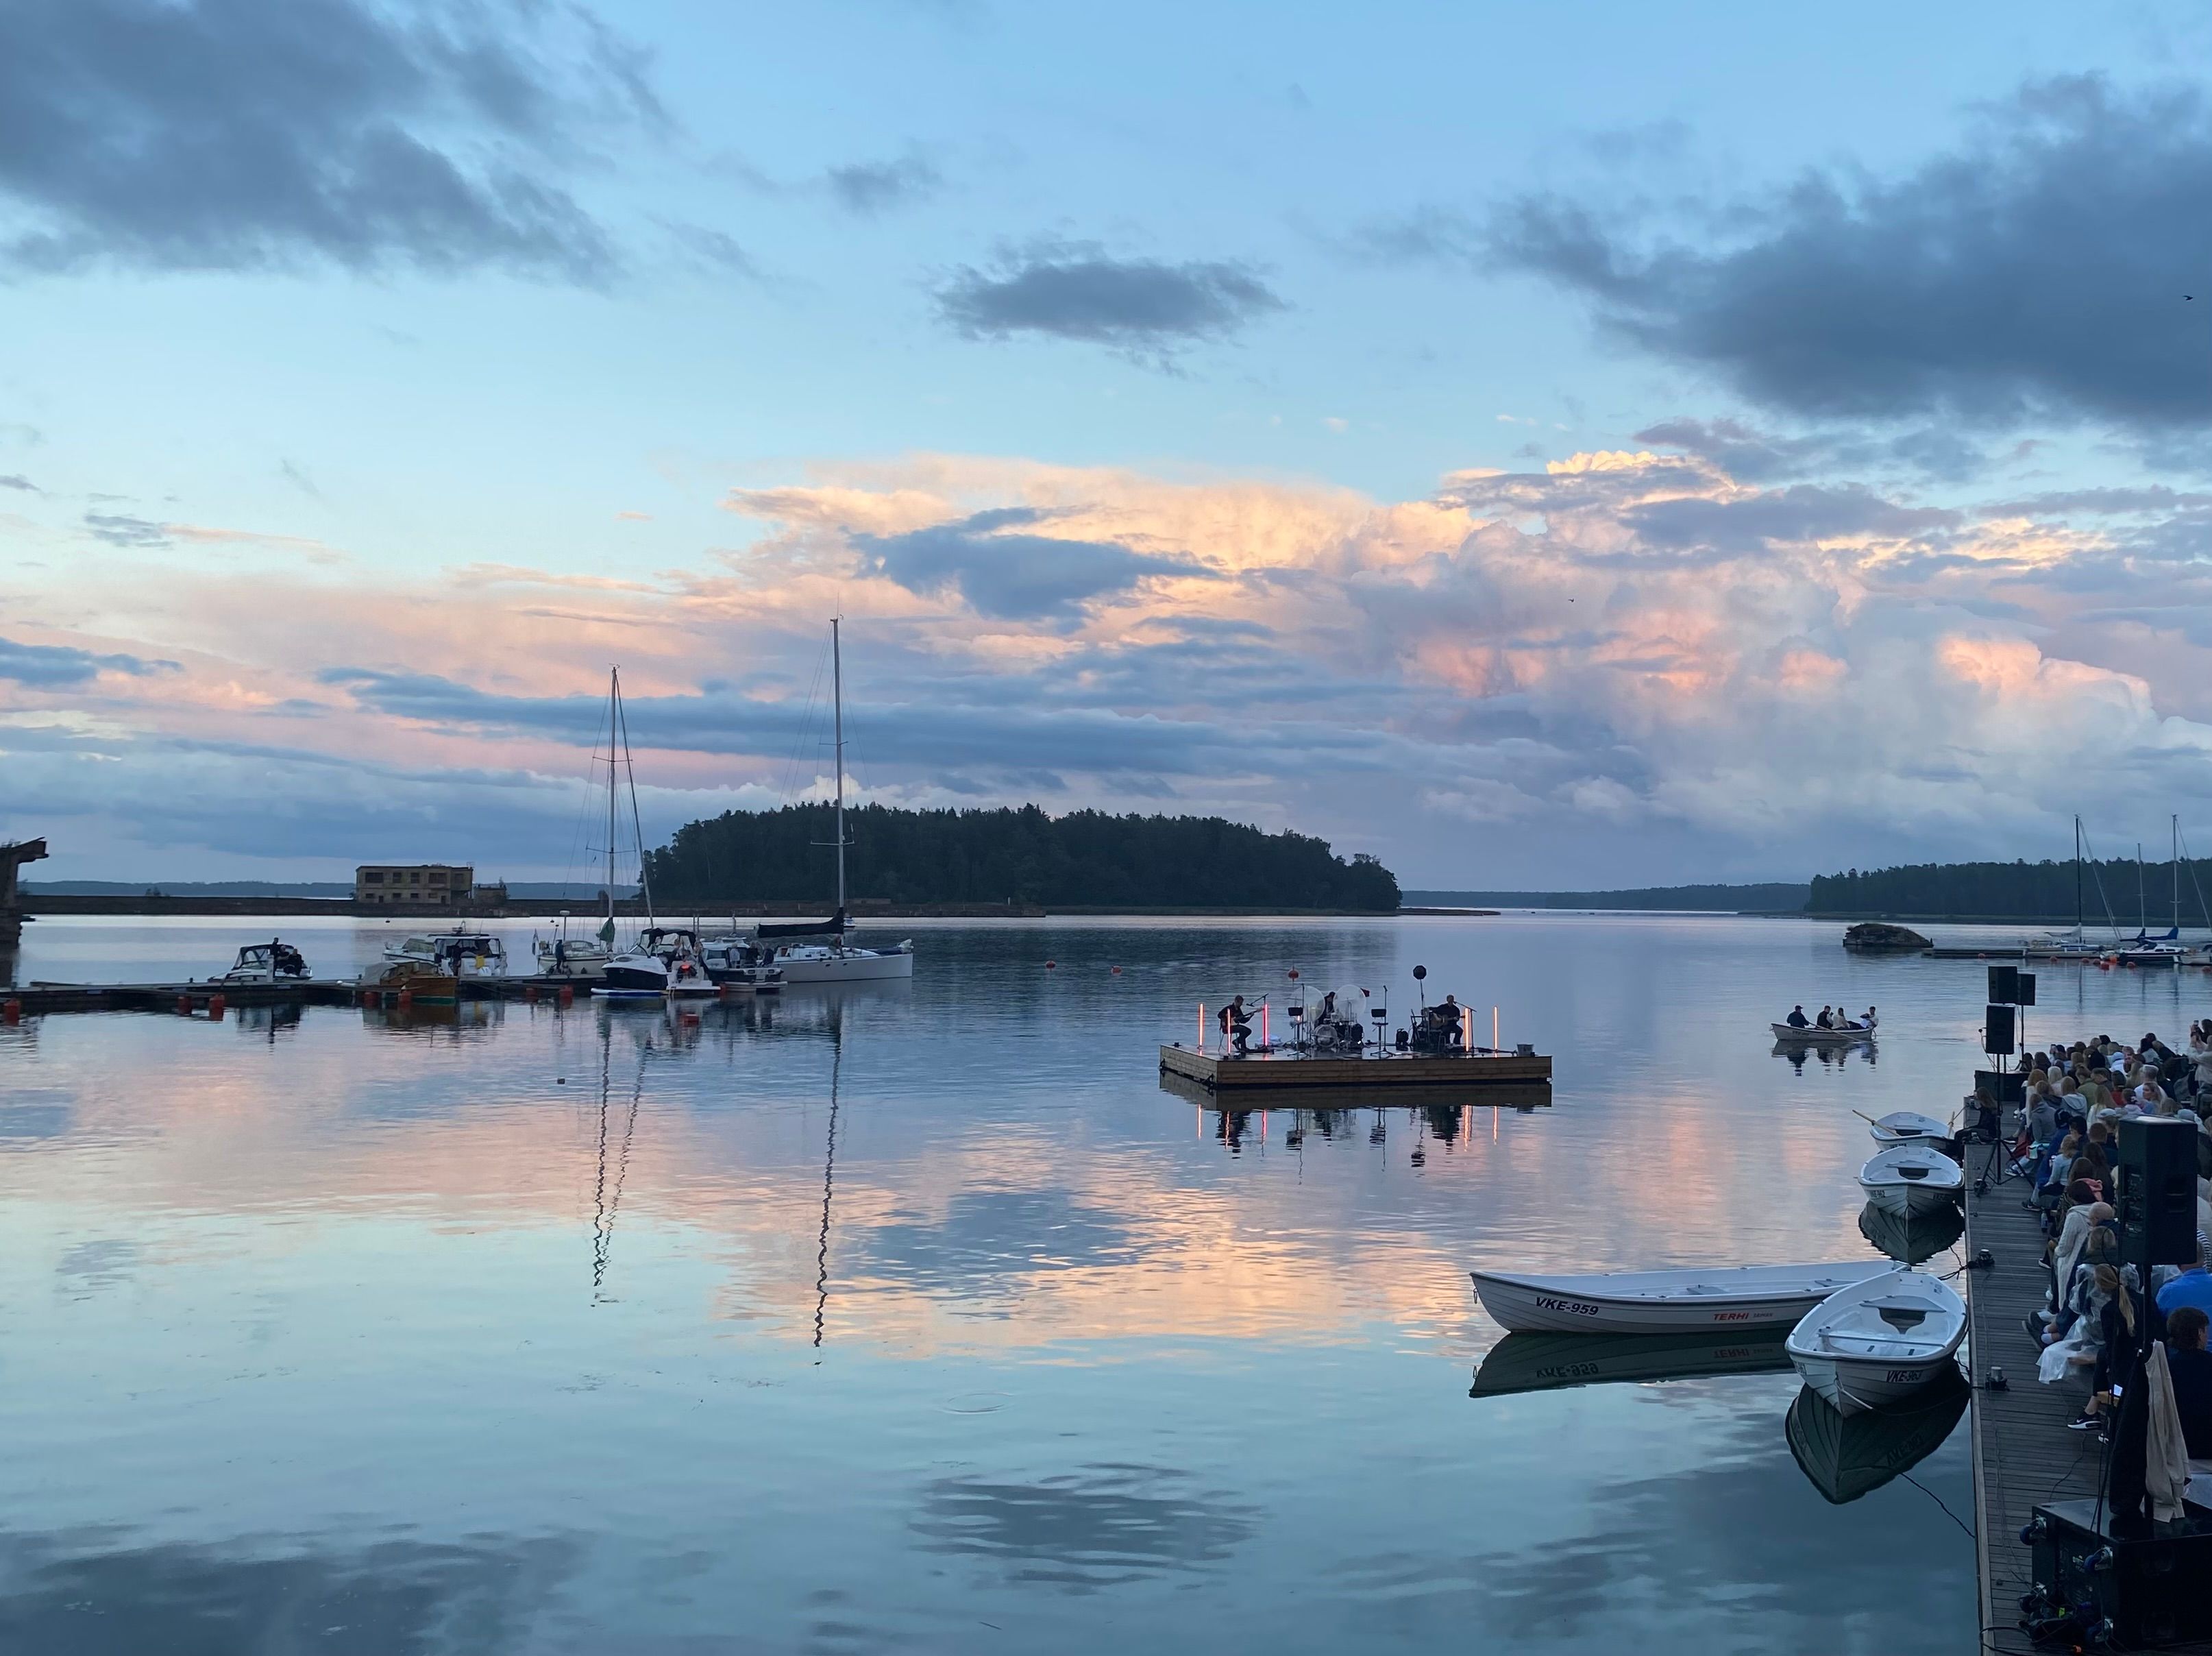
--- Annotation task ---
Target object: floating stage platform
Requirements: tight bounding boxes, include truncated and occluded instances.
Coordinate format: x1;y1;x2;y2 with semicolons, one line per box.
1159;1042;1551;1106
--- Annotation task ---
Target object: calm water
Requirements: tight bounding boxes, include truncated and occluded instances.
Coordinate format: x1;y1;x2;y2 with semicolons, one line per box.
4;913;2203;1654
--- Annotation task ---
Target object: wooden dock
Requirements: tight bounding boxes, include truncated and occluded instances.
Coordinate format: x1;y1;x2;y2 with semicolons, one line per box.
1961;1134;2212;1654
1158;1042;1552;1096
6;975;619;1016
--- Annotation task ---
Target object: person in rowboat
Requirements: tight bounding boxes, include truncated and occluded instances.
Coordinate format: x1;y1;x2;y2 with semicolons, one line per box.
1815;1005;1834;1029
1785;1004;1808;1028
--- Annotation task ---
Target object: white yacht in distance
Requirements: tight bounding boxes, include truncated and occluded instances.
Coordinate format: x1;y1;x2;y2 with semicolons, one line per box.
710;619;914;985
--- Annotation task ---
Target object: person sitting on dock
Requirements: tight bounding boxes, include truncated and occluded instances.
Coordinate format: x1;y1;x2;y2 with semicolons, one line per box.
1785;1005;1808;1028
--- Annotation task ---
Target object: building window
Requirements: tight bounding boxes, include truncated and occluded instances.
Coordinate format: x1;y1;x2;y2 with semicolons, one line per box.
365;871;384;885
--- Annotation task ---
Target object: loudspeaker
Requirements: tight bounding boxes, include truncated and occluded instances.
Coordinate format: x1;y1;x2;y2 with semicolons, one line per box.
2016;971;2037;1007
1976;1068;2027;1105
2116;1116;2200;1269
2025;1498;2212;1647
1984;1003;2015;1056
1989;964;2019;1004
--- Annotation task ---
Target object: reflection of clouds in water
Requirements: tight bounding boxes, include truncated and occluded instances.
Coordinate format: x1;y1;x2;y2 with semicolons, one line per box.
0;1087;70;1141
54;1240;138;1293
1323;1402;1969;1646
911;1465;1257;1592
850;1189;1147;1305
0;1529;580;1656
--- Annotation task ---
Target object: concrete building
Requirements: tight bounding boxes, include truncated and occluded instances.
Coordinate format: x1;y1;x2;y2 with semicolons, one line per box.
355;864;474;907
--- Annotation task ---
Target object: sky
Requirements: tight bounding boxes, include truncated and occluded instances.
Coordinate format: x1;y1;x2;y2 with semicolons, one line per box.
10;1;2212;887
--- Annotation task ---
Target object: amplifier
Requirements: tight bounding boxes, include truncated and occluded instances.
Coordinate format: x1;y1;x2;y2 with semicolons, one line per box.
2021;1498;2212;1648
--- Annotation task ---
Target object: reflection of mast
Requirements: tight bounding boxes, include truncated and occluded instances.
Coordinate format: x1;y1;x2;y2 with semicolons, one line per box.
591;1014;645;1299
812;1007;844;1350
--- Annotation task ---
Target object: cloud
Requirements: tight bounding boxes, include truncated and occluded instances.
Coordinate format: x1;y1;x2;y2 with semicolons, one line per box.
854;507;1207;619
1486;75;2212;433
0;473;37;491
0;635;173;685
934;240;1286;355
82;511;169;547
826;154;941;215
0;0;659;281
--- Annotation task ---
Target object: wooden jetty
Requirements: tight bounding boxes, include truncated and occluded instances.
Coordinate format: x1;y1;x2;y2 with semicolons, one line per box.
1159;1042;1551;1097
4;975;693;1016
1962;1133;2212;1654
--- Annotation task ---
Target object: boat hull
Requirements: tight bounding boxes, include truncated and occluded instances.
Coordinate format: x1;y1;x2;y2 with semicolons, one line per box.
767;949;914;984
1771;1023;1872;1043
1469;1263;1894;1335
1861;1181;1961;1219
1786;1348;1961;1416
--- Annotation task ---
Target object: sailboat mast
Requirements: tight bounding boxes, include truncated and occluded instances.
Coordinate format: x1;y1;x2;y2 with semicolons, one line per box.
831;618;846;921
606;669;619;940
2138;842;2147;936
2075;816;2082;936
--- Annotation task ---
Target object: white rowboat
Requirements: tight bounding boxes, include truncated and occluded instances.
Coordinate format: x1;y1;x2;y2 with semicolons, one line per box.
1771;1022;1872;1043
1785;1269;1966;1415
1858;1145;1965;1218
1469;1261;1897;1335
1868;1110;1952;1149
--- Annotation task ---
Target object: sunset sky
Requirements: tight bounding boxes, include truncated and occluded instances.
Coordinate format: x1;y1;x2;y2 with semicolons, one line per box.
9;1;2212;886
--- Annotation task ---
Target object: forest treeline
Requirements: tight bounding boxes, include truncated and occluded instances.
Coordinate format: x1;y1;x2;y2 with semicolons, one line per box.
645;804;1402;911
1808;858;2211;921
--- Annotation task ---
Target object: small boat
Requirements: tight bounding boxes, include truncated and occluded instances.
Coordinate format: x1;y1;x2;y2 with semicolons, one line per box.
1867;1110;1952;1149
1469;1260;1896;1335
534;913;611;979
1784;1269;1966;1415
222;939;309;982
700;935;787;993
376;961;459;1004
1784;1367;1971;1503
603;927;713;999
1858;1145;1965;1218
1468;1329;1791;1398
1771;1022;1873;1044
1856;1200;1964;1267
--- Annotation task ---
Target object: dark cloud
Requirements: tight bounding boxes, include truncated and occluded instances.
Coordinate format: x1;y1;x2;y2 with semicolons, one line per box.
0;634;172;685
1623;485;1960;556
853;507;1205;619
316;664;1248;780
0;473;36;491
935;239;1285;354
1486;76;2212;432
825;154;940;215
82;511;167;546
0;0;658;280
1633;417;1991;485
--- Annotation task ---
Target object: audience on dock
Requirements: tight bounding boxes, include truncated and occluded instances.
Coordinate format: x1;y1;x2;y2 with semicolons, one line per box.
2008;1026;2212;1448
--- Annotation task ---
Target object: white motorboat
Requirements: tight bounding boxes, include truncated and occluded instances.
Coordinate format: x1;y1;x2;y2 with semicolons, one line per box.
1784;1268;1966;1415
1858;1145;1965;1218
383;929;507;979
1867;1110;1952;1149
534;912;611;979
699;936;785;992
1771;1021;1873;1044
602;927;715;999
222;939;310;982
1469;1260;1896;1335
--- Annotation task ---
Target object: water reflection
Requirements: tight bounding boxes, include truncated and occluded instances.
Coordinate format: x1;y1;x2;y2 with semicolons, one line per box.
1470;1330;1792;1398
1857;1200;1966;1266
1771;1038;1878;1073
0;1529;578;1656
1784;1369;1972;1504
910;1467;1257;1592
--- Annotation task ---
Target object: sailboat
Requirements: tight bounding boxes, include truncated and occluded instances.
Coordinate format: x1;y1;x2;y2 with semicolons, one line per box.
587;668;712;999
2117;818;2191;967
2032;817;2115;958
713;620;914;985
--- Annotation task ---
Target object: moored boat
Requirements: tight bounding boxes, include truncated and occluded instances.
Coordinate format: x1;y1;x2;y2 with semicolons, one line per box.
1469;1260;1895;1335
222;939;309;982
1857;1145;1965;1218
383;929;508;980
1784;1268;1965;1415
1867;1110;1952;1149
376;960;459;1003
